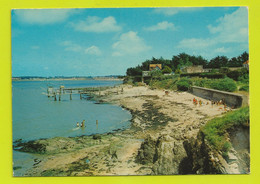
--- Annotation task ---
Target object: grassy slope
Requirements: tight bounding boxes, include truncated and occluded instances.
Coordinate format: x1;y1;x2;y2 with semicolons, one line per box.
201;106;249;156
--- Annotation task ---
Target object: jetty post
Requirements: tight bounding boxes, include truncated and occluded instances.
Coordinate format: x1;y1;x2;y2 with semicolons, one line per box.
47;88;49;97
54;92;57;101
60;86;65;94
59;91;61;101
80;93;82;100
70;90;72;100
96;120;98;131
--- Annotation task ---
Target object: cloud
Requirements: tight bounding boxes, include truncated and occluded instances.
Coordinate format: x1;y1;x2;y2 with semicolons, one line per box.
70;16;122;33
112;31;151;56
144;21;176;31
213;47;232;54
61;41;82;52
60;41;101;55
177;7;248;57
153;7;203;16
177;38;216;50
85;46;102;55
13;9;78;25
207;7;248;43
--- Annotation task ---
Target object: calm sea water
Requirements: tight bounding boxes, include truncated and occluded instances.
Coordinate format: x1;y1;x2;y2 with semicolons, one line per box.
12;79;131;176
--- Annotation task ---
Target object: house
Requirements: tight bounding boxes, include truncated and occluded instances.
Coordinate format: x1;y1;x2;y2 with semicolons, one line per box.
181;65;204;73
229;67;243;71
243;60;249;70
149;64;162;71
142;71;151;77
203;68;213;73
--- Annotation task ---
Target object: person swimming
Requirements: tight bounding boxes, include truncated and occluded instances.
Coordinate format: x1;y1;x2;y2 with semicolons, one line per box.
80;120;85;128
76;122;79;127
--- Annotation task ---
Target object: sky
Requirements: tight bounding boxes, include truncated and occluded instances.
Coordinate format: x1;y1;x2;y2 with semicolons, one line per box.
11;7;249;77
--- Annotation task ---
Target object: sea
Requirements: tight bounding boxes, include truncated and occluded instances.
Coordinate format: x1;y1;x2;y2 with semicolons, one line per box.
12;79;132;176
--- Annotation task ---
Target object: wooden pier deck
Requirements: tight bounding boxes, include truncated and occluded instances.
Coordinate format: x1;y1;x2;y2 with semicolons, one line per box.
45;85;122;101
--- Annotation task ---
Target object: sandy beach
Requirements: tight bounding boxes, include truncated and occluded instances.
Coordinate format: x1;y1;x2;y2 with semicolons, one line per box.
16;84;232;176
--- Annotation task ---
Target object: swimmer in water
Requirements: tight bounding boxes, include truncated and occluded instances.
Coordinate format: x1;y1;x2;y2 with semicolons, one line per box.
81;120;85;128
77;122;79;127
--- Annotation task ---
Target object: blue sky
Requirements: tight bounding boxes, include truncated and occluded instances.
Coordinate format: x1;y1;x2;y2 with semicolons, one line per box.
11;7;248;77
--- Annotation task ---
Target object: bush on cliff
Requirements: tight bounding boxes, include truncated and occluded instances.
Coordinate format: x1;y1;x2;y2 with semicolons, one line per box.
176;78;192;91
149;78;178;90
239;85;249;92
192;77;237;92
201;106;249;157
207;78;237;92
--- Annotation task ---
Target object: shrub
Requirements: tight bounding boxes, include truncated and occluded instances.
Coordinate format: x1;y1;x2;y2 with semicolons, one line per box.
162;66;172;74
200;73;225;79
238;74;249;84
149;78;178;90
150;70;163;78
180;72;224;79
239;85;249;92
176;78;192;91
227;68;249;81
208;78;237;92
227;70;240;80
219;67;231;74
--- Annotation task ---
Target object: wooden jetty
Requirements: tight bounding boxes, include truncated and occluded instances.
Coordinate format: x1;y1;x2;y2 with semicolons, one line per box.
44;85;121;101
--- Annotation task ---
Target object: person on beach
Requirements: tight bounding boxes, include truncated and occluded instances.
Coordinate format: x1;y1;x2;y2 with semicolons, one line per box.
81;120;85;128
193;98;196;104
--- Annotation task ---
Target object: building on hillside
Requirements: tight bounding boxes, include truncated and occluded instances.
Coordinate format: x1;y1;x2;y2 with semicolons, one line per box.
149;64;162;71
229;67;243;71
142;71;151;77
243;60;249;70
181;65;204;73
203;68;213;73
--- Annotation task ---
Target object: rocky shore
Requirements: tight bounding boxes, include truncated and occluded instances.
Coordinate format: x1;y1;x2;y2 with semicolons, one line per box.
13;84;249;176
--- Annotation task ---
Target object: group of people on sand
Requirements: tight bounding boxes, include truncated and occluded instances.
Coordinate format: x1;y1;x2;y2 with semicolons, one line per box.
76;120;85;128
193;97;232;111
193;98;204;106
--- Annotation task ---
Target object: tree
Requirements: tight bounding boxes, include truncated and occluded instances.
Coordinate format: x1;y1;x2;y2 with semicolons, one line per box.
162;66;172;74
207;56;229;68
172;53;208;71
126;66;142;76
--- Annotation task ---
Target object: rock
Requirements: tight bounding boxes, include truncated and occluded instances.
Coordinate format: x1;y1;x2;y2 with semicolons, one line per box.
136;134;187;175
136;135;157;164
227;152;237;161
93;134;101;140
182;126;250;174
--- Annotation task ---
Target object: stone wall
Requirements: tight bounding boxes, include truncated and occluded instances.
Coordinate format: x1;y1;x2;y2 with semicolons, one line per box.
192;86;247;108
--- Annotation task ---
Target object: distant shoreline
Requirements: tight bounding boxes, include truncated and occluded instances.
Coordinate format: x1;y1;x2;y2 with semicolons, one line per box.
12;77;124;82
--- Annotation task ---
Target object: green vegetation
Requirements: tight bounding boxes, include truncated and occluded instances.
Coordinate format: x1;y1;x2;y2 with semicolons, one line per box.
124;51;249;93
181;72;225;79
201;106;249;157
176;78;192;91
149;75;179;90
147;76;237;92
239;85;249;92
192;77;237;92
227;68;249;81
162;66;172;74
126;52;248;77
